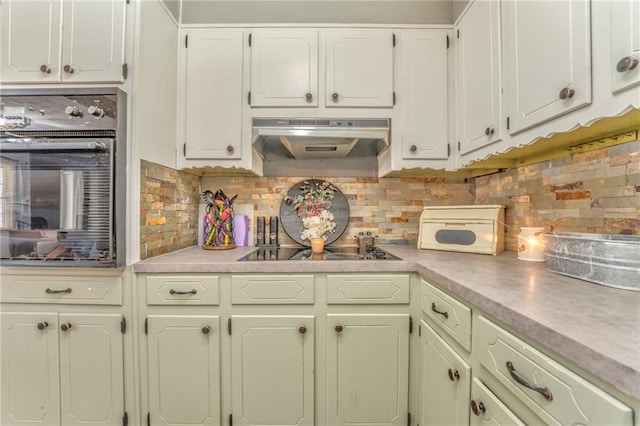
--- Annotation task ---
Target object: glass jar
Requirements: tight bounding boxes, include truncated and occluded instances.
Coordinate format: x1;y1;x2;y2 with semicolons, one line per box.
517;227;546;262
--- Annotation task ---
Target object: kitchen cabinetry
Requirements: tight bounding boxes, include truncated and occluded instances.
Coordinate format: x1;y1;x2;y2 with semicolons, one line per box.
230;315;314;426
455;0;503;157
326;314;409;426
0;271;128;426
147;315;221;426
502;0;591;135
249;28;394;108
249;29;319;107
180;29;245;160
610;1;640;94
0;0;126;84
397;30;450;162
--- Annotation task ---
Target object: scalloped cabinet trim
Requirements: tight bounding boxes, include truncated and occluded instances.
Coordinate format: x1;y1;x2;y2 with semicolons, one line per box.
1;275;122;305
146;275;219;305
231;275;314;304
327;274;410;304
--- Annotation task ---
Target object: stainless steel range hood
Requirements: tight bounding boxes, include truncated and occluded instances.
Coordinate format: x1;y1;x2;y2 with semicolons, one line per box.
253;118;390;160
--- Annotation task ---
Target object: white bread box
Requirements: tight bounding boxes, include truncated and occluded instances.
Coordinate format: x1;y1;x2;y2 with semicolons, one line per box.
418;205;505;255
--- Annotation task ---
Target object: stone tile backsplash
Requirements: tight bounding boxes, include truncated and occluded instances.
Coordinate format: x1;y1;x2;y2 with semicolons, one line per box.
140;139;639;259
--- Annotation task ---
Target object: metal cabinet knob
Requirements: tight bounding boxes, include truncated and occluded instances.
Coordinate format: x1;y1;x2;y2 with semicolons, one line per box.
332;92;339;102
470;400;486;416
40;65;51;74
37;321;49;330
559;87;574;100
60;323;72;332
298;326;307;334
63;64;75;74
616;56;639;73
202;325;211;335
227;145;234;153
484;127;495;136
410;145;417;153
305;93;313;102
335;324;344;333
448;368;460;382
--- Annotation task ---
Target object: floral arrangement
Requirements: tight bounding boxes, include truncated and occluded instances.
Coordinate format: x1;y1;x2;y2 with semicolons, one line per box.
284;180;337;241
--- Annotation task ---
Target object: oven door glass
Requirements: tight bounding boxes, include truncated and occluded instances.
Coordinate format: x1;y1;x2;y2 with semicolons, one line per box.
0;138;115;265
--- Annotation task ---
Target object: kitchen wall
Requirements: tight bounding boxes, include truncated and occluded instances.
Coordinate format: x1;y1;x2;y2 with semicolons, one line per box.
139;139;639;259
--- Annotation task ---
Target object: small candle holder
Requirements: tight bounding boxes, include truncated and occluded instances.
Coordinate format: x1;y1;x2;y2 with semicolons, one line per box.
517;227;546;262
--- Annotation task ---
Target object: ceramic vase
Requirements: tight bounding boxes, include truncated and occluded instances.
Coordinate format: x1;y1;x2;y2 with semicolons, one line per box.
310;237;325;254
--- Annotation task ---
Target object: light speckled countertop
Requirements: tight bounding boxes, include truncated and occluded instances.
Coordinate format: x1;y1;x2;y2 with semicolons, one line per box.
134;245;640;401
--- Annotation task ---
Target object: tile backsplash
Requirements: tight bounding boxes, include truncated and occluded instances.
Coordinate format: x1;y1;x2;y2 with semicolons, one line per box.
140;139;639;259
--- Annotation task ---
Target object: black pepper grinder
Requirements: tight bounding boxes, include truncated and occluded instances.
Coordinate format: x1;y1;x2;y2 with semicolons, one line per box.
269;216;279;247
256;216;265;246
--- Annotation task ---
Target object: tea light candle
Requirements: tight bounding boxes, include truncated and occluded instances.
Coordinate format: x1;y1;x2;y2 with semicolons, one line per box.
517;227;546;262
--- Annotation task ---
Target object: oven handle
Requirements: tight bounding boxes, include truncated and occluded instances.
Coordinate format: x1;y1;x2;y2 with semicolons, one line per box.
0;141;109;152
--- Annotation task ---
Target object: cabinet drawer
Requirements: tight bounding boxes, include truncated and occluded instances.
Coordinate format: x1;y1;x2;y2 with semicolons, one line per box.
231;275;314;304
326;274;410;304
477;316;633;425
421;279;471;351
146;275;220;305
1;275;122;305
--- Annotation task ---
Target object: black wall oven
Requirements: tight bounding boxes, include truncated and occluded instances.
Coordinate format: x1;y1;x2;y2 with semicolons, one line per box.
0;89;126;267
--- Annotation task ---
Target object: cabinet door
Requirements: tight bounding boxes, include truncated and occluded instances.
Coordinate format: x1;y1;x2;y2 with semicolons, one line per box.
60;0;126;83
325;29;394;107
469;378;525;426
250;29;318;107
418;320;470;426
610;1;640;94
147;315;221;426
503;0;591;134
399;30;449;160
0;0;62;83
183;30;244;160
326;314;409;426
1;313;60;426
456;0;503;156
231;315;314;426
58;314;124;426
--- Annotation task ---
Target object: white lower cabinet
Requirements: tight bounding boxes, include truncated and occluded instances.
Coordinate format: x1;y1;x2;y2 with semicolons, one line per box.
147;315;221;426
326;314;410;426
418;320;470;426
1;312;124;426
230;315;314;426
469;378;524;425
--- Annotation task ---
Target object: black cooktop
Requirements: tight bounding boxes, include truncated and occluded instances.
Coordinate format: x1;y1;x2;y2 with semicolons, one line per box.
238;246;400;261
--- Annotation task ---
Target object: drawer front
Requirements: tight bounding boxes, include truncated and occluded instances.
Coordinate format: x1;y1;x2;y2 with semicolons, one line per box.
477;316;633;425
146;275;220;305
419;220;499;254
1;275;122;305
470;378;525;426
326;274;410;304
231;275;314;304
421;279;471;351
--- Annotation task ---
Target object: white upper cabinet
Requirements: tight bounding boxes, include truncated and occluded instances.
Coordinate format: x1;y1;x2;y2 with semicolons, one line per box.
610;1;640;94
455;0;503;156
250;29;319;107
182;29;245;160
325;29;395;108
0;0;126;84
502;0;591;135
398;30;450;161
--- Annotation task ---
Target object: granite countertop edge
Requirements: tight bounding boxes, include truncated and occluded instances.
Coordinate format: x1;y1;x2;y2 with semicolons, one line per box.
134;245;640;401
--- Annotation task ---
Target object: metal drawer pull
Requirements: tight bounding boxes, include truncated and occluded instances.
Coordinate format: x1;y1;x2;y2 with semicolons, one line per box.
431;302;449;319
37;321;49;330
506;361;553;401
559;87;574;100
201;325;211;335
448;368;460;382
60;323;72;332
470;399;485;416
616;56;638;73
298;326;307;334
169;289;197;295
46;288;72;294
335;324;344;333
